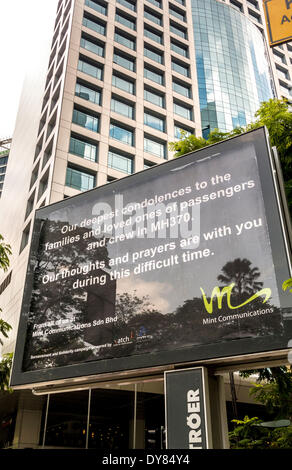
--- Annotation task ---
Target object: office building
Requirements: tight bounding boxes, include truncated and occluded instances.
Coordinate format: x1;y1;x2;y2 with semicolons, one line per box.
0;0;290;449
0;138;11;199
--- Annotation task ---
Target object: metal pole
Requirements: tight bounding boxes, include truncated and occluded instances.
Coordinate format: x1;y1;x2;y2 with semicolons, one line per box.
42;394;50;448
133;384;137;449
229;372;238;420
86;389;92;449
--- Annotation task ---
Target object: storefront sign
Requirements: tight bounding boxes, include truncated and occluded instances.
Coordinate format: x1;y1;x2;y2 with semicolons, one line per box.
165;368;211;449
10;128;292;388
264;0;292;46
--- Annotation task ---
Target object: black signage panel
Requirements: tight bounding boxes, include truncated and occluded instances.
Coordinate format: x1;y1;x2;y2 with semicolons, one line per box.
11;128;292;387
165;368;211;449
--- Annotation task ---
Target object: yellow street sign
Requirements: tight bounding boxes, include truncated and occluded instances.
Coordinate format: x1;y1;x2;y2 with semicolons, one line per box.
264;0;292;46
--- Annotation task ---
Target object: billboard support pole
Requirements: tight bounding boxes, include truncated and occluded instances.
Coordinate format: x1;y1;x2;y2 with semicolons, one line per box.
207;371;230;449
229;371;238;420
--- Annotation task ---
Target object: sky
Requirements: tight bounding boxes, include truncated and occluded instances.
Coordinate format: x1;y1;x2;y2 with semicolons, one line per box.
0;0;58;139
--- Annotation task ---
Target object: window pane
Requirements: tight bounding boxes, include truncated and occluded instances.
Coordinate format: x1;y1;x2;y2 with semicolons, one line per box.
144;66;164;85
44;391;89;448
144;137;165;158
112;74;135;94
146;0;161;7
144;10;162;25
144;26;163;44
66;167;95;191
88;387;134;450
174;125;192;139
169;6;186;22
172;81;191;97
113;52;135;71
115;31;136;50
170;23;187;39
69;136;97;161
72;109;99;132
82;16;106;35
171;41;188;57
110;124;134;145
78;59;103;80
111;98;134;119
144;88;164;107
173;102;192;120
85;0;107;16
172;60;189;76
117;0;136;11
75;82;101;104
108;151;134;174
115;12;136;30
144;45;163;64
80;37;104;57
144;112;165;132
0;156;8;166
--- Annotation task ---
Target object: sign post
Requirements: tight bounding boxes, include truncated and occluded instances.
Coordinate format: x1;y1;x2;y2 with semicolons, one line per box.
164;367;213;449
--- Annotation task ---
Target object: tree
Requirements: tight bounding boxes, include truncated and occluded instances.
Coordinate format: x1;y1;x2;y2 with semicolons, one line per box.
229;367;292;449
217;258;263;296
169;127;244;157
229;415;292;449
0;234;11;272
240;366;292;420
169;98;292;213
0;234;12;391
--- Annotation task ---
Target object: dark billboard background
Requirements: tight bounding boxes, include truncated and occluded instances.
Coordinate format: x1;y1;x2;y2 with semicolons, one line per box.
11;128;292;387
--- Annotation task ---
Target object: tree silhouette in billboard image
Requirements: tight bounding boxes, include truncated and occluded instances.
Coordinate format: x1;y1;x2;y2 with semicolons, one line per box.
23;218;115;371
211;258;282;339
217;258;263;296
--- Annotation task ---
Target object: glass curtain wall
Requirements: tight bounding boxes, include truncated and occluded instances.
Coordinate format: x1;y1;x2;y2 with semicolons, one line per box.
191;0;274;134
40;377;165;450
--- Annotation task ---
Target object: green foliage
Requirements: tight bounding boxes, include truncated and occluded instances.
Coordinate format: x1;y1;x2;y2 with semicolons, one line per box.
240;366;292;420
253;99;292;174
169;127;245;157
229;416;267;449
0;234;11;272
0;353;13;392
0;319;12;347
229;415;292;449
169;98;292;213
230;367;292;448
168;130;207;156
0;233;12;391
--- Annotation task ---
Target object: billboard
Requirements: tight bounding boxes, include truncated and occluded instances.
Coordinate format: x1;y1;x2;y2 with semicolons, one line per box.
264;0;292;46
11;128;292;388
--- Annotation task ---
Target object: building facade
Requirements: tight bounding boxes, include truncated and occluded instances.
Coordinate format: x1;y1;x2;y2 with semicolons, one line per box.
0;138;11;199
0;0;291;449
221;0;292;103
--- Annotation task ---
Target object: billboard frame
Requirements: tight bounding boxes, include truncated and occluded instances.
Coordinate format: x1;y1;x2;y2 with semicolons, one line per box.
10;127;292;389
